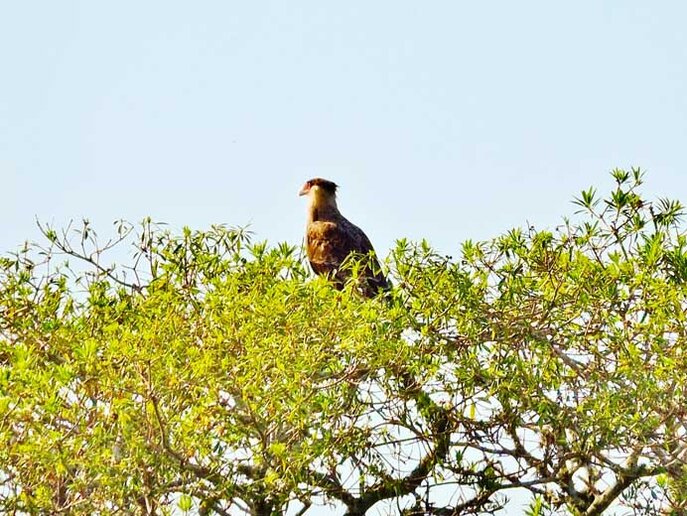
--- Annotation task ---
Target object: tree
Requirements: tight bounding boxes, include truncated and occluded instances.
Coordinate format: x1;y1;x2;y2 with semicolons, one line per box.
1;169;686;514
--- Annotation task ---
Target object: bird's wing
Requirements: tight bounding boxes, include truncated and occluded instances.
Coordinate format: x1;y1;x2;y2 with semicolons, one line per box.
339;218;390;295
307;218;389;295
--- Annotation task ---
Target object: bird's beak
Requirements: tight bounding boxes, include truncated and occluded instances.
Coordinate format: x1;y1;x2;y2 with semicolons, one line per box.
298;184;310;196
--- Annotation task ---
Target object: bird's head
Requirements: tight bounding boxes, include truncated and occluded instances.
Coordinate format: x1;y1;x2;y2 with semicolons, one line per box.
300;178;339;219
299;178;338;199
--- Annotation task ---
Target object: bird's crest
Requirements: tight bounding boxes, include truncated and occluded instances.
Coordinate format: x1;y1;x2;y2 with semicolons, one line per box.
302;178;338;195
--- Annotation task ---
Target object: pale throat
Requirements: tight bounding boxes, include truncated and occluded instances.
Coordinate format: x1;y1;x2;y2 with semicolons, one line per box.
307;189;340;222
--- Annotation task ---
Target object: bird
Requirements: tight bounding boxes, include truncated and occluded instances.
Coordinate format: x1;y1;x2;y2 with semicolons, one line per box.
299;178;389;298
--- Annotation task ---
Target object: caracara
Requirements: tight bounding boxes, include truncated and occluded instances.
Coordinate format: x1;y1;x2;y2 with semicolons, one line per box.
299;178;389;298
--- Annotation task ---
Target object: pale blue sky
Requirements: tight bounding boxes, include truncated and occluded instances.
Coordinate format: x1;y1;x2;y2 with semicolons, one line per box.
2;1;687;259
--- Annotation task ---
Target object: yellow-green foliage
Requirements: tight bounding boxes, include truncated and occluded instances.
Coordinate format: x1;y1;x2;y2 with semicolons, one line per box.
1;170;686;514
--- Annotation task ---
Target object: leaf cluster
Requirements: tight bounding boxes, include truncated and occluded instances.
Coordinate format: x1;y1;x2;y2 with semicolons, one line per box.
1;169;687;514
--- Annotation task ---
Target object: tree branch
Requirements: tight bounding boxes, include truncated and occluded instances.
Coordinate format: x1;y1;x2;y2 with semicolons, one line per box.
584;463;659;516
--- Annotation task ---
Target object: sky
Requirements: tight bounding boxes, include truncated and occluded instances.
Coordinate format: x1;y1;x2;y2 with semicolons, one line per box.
3;1;687;260
2;2;684;513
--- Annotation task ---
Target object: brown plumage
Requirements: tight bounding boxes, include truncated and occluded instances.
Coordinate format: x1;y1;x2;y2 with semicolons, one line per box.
299;178;389;297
